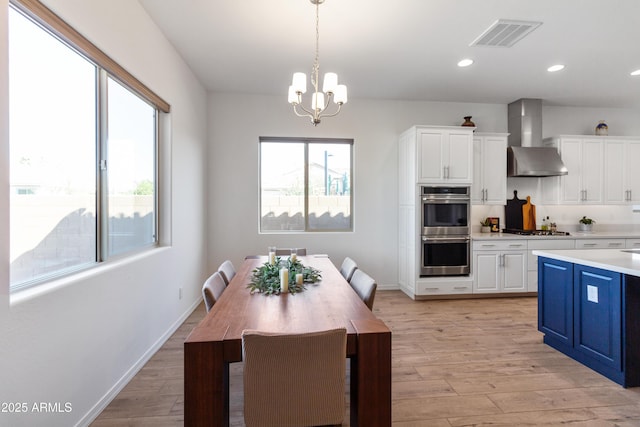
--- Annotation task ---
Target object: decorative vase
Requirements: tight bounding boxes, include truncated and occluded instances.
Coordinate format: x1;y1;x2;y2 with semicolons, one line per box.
461;116;475;127
481;226;491;233
579;223;593;232
595;120;608;136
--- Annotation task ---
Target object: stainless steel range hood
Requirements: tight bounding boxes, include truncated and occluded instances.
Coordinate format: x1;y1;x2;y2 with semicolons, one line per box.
507;98;568;177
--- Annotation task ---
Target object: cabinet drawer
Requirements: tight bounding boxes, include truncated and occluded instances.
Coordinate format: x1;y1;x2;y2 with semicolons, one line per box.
575;239;625;249
626;239;640;249
473;240;526;251
528;239;575;271
416;280;472;295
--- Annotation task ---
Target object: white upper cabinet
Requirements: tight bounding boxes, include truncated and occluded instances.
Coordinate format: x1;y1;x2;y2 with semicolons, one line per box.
472;133;507;205
416;126;473;184
604;139;640;204
546;136;603;204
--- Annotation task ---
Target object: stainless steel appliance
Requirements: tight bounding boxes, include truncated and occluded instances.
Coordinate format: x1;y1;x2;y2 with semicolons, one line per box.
421;186;470;236
420;186;471;276
502;228;571;236
507;98;568;177
420;235;470;276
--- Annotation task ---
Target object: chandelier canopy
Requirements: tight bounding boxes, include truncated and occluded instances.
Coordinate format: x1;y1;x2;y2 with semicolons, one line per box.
288;0;347;126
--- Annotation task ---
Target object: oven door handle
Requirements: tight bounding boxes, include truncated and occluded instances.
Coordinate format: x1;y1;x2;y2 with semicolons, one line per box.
422;236;470;244
422;196;470;203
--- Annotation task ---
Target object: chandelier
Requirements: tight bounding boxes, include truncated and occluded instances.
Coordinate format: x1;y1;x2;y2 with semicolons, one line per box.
288;0;347;126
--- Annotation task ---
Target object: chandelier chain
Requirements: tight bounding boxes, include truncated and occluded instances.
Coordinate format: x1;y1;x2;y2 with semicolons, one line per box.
311;0;320;93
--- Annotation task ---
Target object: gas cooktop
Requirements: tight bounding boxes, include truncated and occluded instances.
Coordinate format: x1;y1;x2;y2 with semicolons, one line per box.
502;228;571;236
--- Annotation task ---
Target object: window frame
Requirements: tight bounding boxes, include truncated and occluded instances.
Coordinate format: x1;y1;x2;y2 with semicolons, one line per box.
259;136;354;233
8;0;169;292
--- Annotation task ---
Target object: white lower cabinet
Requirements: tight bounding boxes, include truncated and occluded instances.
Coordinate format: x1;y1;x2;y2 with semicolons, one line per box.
473;241;527;293
575;239;625;249
627;239;640;249
416;278;473;296
527;239;575;292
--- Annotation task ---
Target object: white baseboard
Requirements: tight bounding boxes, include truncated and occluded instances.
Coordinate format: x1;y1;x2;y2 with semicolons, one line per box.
378;283;400;291
75;297;202;427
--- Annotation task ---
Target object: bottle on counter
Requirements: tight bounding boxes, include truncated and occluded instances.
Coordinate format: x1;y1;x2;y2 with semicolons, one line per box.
541;217;548;231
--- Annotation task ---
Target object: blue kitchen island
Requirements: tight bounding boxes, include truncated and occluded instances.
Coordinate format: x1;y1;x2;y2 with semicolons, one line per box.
533;248;640;387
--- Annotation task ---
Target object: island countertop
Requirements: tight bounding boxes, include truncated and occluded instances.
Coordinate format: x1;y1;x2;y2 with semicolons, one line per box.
532;249;640;277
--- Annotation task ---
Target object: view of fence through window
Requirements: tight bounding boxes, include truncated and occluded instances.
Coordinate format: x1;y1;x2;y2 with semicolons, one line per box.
260;139;352;232
9;6;157;290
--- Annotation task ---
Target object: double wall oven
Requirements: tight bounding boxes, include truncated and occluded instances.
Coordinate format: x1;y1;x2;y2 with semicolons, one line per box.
420;186;471;276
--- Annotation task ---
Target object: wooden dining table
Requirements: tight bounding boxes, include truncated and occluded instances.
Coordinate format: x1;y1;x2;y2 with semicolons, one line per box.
184;255;392;426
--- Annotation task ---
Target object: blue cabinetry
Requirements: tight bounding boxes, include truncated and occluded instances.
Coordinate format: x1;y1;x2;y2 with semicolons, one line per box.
538;256;639;387
538;258;573;345
574;265;621;371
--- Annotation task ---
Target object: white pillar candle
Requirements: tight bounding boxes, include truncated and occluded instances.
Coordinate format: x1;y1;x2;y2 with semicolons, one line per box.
296;273;303;285
268;246;276;265
280;268;289;293
290;249;297;263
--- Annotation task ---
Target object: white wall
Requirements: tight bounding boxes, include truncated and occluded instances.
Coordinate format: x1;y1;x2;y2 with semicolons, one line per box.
0;1;209;426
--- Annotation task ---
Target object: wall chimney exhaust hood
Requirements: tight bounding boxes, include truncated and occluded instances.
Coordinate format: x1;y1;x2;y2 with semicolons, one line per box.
507;98;568;177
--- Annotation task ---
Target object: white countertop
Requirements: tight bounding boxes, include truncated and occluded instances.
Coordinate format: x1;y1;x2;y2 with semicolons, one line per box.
472;231;640;241
532;249;640;277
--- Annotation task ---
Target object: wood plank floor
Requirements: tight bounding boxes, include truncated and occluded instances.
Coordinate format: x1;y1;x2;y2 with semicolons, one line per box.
91;291;640;426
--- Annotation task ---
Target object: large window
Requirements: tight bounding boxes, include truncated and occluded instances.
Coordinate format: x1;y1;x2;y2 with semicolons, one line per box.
260;137;353;232
8;2;167;291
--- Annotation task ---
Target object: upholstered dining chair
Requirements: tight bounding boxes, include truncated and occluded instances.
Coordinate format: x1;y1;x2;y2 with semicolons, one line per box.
217;260;236;286
349;269;377;311
274;248;307;256
339;257;358;283
242;328;347;427
202;271;226;312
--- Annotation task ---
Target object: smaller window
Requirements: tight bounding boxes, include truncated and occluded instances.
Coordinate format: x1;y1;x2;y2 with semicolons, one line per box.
260;137;353;232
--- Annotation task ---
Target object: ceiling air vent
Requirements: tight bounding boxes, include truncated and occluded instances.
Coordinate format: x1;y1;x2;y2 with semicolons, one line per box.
470;19;542;48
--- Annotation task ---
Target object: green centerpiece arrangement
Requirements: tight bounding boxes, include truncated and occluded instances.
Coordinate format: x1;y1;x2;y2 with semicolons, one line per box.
248;257;322;295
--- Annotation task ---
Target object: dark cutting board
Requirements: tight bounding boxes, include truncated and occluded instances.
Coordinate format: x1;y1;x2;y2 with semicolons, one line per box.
505;190;526;229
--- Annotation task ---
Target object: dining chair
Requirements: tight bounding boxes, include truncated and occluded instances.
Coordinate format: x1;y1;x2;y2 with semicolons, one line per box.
275;248;307;256
217;260;236;286
202;271;226;312
242;328;347;427
349;269;377;311
339;257;358;282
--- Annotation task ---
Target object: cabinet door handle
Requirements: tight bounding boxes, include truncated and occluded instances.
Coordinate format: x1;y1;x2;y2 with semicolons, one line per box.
583;243;597;247
481;244;496;247
508;244;524;248
608;242;623;247
453;286;468;290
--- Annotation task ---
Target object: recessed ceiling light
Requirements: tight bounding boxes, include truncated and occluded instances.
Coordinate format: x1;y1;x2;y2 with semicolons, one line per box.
458;59;474;67
631;69;640;76
547;64;565;72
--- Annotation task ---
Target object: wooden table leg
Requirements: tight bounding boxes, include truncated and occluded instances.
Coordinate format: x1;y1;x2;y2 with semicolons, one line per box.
350;319;392;427
184;332;229;426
